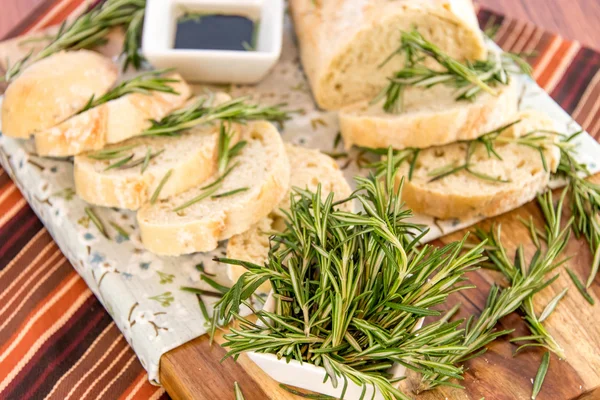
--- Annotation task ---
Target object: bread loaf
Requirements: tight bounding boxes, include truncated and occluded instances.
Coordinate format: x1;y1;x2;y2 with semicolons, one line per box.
137;121;290;256
397;111;560;220
34;74;191;156
339;80;518;150
226;144;353;291
1;50;118;138
289;0;486;110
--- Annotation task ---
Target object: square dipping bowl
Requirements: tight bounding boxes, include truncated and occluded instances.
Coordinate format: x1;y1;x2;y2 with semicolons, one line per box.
142;0;283;84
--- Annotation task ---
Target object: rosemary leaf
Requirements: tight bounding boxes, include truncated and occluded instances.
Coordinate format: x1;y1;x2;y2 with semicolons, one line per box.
151;169;173;204
85;207;108;239
531;352;550;399
539;287;568;322
279;385;335;399
234;382;245;400
566;268;595;305
109;221;130;239
180;286;223;298
104;154;134;171
201;275;230;294
141;148;153;173
212;187;249;199
172;185;220;212
88;145;138;160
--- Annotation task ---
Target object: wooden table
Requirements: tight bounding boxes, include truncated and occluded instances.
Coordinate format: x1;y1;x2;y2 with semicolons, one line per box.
2;2;600;400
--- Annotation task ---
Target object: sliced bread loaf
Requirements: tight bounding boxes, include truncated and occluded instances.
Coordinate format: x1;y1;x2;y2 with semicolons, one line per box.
74;124;236;210
397;111;560;220
226;144;353;291
34;73;191;157
2;50;118;138
339;80;518;150
136;121;290;256
289;0;486;110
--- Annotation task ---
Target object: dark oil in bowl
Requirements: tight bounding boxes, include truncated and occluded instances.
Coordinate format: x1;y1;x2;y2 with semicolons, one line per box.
174;14;257;51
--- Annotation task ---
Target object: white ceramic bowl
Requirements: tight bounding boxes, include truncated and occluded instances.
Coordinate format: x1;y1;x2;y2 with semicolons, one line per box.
142;0;283;84
246;293;424;399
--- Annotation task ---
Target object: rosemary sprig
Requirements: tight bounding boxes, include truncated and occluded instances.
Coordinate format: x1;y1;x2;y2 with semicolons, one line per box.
234;382;245;400
217;123;247;174
122;6;146;71
172;185;220;212
142;95;291;136
2;0;146;81
555;142;600;288
213;150;487;399
87;144;138;160
78;69;178;114
374;29;530;113
151;169;172;204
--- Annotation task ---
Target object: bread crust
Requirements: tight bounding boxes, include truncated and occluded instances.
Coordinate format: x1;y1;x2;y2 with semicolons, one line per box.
289;0;486;110
34;74;191;156
1;50;118;138
136;121;290;256
339;81;518;150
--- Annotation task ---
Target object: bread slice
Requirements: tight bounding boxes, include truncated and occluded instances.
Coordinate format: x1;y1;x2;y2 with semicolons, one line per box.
1;50;118;138
289;0;486;110
34;73;191;157
137;121;290;256
74;124;238;210
397;111;560;220
226;144;353;291
339;80;518;150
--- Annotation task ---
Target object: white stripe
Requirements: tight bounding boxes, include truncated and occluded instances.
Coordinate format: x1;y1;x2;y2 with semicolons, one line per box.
502;20;526;51
0;242;57;303
543;42;581;93
0;250;63;331
0;228;47;280
523;27;544;56
533;36;563;80
0;288;91;392
572;71;600;122
94;354;137;400
0;198;27;227
124;375;147;400
43;324;116;400
64;335;125;400
79;344;130;400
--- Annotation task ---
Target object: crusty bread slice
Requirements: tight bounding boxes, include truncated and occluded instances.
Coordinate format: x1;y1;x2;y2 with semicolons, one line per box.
339;80;518;150
397;111;560;220
73;124;236;210
73;93;233;210
1;50;118;138
137;121;290;256
226;144;353;291
34;73;191;157
289;0;486;110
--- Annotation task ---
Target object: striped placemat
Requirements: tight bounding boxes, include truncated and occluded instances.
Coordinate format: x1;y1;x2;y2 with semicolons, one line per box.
0;2;599;400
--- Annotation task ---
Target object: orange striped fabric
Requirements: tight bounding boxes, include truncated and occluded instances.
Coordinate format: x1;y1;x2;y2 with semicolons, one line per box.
0;4;599;400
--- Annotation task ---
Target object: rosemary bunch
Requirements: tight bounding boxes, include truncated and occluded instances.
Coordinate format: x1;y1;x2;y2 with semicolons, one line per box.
3;0;146;81
214;151;489;399
78;69;178;114
374;29;531;113
142;95;291;136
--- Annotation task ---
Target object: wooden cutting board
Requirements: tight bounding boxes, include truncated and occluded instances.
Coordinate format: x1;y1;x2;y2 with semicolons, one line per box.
160;179;600;400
